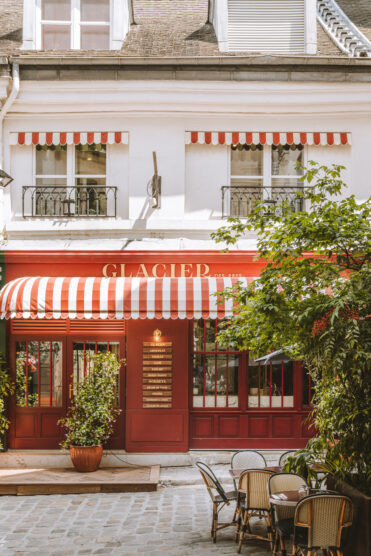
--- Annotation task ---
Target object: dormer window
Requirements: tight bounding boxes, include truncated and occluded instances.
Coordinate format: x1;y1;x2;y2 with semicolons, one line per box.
211;0;317;54
41;0;110;50
22;0;130;50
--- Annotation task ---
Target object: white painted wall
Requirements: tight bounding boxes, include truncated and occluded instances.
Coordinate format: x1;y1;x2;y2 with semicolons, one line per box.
185;144;228;219
1;79;370;250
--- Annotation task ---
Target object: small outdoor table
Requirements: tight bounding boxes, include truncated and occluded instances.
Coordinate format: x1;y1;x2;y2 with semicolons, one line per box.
269;489;308;507
229;466;281;480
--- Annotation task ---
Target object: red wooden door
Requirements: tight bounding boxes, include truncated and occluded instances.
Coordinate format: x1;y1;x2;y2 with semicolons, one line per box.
9;335;68;449
66;336;125;449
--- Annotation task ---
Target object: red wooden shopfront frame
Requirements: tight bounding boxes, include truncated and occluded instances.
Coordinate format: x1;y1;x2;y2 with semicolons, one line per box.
5;251;313;452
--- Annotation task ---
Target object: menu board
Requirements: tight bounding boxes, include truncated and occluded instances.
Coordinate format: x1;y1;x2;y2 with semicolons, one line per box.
142;342;173;408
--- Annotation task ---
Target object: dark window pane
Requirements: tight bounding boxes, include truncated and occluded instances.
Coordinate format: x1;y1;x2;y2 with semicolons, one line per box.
248;360;259;408
193;354;204;407
272;363;282;407
75;144;106;175
205;320;216;351
193;319;204;351
283;361;294;407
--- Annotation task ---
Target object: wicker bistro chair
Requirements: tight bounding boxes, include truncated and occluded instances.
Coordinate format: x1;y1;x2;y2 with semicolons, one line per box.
196;462;240;544
236;469;274;554
268;473;307;556
292;494;353;556
279;451;297;469
231;450;267;489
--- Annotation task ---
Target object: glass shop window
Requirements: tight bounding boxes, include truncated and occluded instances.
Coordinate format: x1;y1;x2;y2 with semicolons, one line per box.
248;358;294;408
41;0;110;50
192;319;239;408
16;341;62;407
72;341;120;404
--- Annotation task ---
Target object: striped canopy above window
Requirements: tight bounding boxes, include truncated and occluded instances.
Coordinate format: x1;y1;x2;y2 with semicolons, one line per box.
10;132;129;146
0;276;256;320
185;132;351;146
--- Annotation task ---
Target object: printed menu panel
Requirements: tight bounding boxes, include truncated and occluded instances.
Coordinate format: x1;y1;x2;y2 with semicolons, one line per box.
142;342;173;408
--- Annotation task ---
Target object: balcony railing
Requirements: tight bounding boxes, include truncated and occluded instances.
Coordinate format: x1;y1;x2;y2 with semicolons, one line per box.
22;186;117;218
221;186;304;218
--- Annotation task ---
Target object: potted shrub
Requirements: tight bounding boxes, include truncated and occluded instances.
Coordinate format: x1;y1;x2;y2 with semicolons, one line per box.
59;351;121;472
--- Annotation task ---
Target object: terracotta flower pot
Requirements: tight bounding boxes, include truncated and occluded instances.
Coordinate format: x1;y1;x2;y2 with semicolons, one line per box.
69;445;103;472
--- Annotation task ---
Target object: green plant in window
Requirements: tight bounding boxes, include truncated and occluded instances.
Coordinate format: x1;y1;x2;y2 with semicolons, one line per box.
59;351;121;449
15;351;39;407
212;162;371;495
0;353;14;451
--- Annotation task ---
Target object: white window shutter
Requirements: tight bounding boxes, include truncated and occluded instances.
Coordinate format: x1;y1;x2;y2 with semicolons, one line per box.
111;0;130;50
227;0;306;53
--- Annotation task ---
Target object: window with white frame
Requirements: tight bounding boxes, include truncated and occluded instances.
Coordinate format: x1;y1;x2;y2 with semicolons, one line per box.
40;0;110;50
228;144;304;216
35;144;107;216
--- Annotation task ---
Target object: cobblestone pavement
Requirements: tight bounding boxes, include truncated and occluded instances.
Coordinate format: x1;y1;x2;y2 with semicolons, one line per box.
0;485;271;556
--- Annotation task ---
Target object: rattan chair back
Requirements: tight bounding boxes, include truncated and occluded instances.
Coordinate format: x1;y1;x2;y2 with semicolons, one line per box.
196;461;227;502
279;450;297;468
238;469;273;510
231;450;266;470
268;472;307;521
294;494;353;549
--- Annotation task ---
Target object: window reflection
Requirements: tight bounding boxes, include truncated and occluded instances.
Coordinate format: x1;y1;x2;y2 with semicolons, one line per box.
192;320;239;408
16;341;62;407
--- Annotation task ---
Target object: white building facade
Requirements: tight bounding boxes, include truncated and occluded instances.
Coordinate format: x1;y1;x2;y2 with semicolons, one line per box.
0;0;370;453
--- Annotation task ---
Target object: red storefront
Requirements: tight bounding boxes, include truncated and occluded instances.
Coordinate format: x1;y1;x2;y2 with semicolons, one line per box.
1;251;313;452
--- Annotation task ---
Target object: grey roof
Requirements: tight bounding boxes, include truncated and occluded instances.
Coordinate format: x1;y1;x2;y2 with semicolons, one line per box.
0;0;369;60
336;0;371;42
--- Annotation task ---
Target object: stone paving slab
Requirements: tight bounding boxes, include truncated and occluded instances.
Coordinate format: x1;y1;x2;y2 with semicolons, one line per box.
0;466;160;495
0;485;272;556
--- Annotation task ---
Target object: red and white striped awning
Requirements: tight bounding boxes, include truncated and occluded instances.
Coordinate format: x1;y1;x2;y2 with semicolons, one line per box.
185;131;351;146
10;132;129;146
0;277;255;320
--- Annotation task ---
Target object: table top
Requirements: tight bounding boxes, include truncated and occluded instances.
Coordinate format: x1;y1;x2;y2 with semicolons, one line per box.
229;466;281;478
269;489;309;507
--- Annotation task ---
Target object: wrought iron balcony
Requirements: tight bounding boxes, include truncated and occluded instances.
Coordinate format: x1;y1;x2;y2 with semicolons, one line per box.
22;186;117;218
221;185;304;218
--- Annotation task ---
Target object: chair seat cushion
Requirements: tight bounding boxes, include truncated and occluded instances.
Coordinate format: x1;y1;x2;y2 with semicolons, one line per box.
276;518;294;539
214;490;242;503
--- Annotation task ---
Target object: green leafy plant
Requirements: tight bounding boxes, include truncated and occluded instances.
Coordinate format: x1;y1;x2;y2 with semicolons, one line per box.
59;351;121;449
0;354;14;451
212;162;371;494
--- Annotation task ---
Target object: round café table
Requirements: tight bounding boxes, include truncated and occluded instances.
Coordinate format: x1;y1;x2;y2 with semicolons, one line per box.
269;489;311;507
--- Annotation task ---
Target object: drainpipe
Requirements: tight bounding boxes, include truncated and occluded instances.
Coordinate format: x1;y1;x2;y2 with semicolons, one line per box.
0;62;19;451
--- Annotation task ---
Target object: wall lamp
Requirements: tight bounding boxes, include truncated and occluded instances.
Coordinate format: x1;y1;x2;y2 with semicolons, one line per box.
0;169;14;188
153;329;162;341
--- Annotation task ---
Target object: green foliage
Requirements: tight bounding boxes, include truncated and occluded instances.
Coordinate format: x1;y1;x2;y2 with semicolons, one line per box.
59;351;121;449
0;354;15;451
212;162;371;494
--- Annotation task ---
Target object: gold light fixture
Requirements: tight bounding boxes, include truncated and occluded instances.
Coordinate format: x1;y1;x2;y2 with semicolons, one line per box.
153;329;162;341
